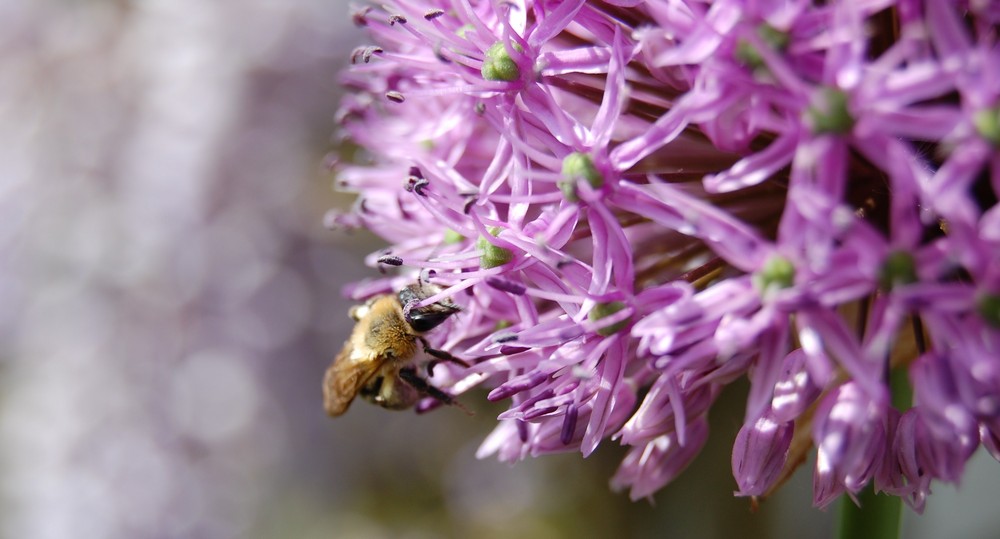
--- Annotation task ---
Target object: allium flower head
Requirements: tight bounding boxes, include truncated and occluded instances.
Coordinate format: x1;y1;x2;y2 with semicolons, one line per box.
330;0;1000;510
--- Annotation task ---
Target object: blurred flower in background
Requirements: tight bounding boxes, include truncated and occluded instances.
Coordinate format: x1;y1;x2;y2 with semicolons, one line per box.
0;0;364;537
331;0;1000;518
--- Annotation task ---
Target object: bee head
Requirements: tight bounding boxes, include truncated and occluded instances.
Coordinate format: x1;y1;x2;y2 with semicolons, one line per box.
398;284;459;333
406;306;458;333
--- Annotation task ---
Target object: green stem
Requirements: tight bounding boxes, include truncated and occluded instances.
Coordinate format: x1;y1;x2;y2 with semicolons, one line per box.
836;486;902;539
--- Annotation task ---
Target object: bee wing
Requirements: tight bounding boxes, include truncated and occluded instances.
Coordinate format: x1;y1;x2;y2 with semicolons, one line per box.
323;341;384;417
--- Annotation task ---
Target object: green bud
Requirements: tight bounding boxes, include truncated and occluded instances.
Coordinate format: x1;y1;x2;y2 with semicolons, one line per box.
481;41;521;82
734;23;789;69
878;251;917;291
477;226;513;268
977;293;1000;328
734;41;765;69
753;255;795;293
806;87;854;135
443;228;465;245
493;319;513;331
974;106;1000;146
559;179;580;202
758;24;789;49
588;301;630;336
558;152;604;201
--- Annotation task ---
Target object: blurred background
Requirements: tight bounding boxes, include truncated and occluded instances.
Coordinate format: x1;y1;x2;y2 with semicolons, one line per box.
1;1;998;538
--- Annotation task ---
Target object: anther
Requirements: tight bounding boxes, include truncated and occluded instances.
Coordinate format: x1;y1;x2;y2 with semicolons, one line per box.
493;332;519;343
486;277;526;295
404;178;429;196
351;6;372;26
351;46;383;64
377;255;403;266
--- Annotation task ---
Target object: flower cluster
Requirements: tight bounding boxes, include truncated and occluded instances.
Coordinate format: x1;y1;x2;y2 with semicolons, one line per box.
330;0;1000;510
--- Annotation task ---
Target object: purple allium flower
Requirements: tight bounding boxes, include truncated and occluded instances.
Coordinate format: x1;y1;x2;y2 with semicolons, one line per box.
330;0;1000;511
812;382;888;508
732;409;794;497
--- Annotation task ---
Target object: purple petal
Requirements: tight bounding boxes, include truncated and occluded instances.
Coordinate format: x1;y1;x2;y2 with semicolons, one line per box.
732;410;794;497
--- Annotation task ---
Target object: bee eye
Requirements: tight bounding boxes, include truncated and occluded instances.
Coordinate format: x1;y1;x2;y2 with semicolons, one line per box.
407;311;452;333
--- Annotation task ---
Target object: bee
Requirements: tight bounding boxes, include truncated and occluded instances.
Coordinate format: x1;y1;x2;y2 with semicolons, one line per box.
323;284;468;416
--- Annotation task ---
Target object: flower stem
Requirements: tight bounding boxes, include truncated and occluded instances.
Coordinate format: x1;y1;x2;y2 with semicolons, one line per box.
836;486;902;539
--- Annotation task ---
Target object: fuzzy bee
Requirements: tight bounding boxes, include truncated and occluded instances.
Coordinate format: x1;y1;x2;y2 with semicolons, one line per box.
323;284;467;416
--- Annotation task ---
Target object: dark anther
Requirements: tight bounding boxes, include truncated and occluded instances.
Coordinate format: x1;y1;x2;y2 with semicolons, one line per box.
486;277;526;295
385;91;405;103
389;14;407;25
424;8;445;20
414;180;429;195
364;46;383;63
377;255;403;266
463;197;476;214
350;47;366;64
474;102;486;115
405;177;430;196
351;46;383;64
492;332;518;343
351;6;372;26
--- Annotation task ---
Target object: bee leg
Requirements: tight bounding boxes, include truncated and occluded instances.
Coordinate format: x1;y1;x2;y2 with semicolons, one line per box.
418;337;470;368
398;367;454;404
398;367;472;415
359;375;383;402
